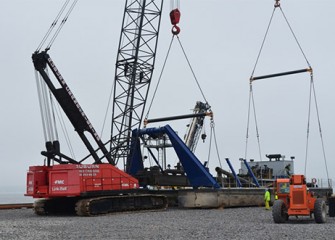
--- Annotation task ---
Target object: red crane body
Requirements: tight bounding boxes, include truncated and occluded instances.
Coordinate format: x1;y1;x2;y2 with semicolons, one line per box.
26;164;139;198
26;0;167;216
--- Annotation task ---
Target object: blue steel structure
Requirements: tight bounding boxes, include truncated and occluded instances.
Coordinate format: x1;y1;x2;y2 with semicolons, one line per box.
243;159;260;187
225;158;242;187
127;125;220;189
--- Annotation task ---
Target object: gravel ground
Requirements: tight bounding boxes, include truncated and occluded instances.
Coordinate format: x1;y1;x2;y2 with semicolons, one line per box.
0;207;334;240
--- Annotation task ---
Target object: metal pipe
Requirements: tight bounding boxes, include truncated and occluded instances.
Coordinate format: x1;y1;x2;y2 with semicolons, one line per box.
250;68;312;82
144;112;213;125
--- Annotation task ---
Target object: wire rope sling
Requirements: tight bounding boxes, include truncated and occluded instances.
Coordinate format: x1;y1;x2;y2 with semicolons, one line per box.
144;0;224;172
244;0;330;186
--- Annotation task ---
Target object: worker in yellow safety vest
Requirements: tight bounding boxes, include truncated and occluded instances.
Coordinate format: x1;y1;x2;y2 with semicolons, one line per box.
264;188;271;210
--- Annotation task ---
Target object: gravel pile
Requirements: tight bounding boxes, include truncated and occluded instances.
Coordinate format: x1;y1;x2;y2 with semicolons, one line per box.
0;207;334;239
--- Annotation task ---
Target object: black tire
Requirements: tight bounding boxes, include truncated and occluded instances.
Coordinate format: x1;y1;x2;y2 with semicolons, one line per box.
314;198;327;223
272;200;288;223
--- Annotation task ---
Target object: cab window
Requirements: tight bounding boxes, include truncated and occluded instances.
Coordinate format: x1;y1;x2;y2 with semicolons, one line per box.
278;182;290;193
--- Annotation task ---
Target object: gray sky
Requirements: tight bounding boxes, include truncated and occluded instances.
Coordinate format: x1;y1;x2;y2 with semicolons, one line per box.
0;0;334;192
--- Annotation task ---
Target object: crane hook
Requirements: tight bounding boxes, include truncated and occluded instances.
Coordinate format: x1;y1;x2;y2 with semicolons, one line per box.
170;8;181;35
172;25;181;35
274;0;280;8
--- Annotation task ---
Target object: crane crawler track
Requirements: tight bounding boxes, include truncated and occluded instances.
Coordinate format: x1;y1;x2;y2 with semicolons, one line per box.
33;195;168;216
33;197;79;215
75;194;168;216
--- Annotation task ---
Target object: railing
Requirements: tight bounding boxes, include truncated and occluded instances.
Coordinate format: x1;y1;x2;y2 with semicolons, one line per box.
307;178;333;189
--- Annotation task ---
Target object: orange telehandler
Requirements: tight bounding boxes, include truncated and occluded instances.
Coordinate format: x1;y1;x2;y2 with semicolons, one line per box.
272;175;327;223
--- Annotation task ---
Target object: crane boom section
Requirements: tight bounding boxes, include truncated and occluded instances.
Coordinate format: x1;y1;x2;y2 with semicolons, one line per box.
110;0;163;167
32;51;114;165
184;102;211;152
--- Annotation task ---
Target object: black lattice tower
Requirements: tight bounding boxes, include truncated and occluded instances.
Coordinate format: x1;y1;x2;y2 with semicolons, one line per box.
110;0;163;167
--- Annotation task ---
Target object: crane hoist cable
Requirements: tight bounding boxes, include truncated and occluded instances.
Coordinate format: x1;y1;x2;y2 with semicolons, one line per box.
35;67;76;159
35;71;49;142
34;0;79;160
170;0;180;35
54;100;76;159
46;0;79;50
36;0;71;52
36;0;79;52
36;70;57;143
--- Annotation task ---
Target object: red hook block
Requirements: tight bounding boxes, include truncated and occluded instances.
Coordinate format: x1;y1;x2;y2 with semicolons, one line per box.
170;8;181;25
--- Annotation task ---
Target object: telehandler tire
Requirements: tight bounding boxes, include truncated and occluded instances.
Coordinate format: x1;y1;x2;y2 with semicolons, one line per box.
314;198;327;223
272;200;288;223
